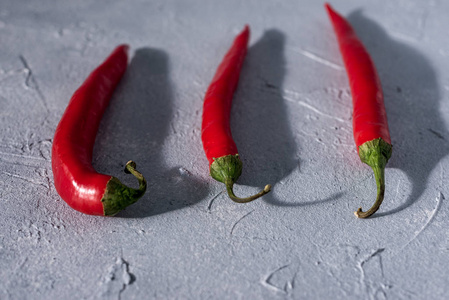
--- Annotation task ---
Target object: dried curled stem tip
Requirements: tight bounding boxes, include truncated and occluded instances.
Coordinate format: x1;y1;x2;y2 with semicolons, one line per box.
355;138;392;218
354;166;385;219
124;160;136;173
226;181;271;204
124;161;146;191
264;184;272;193
355;207;366;218
354;185;384;218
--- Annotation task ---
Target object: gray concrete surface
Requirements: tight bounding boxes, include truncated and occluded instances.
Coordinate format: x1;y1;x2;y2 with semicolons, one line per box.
1;0;449;299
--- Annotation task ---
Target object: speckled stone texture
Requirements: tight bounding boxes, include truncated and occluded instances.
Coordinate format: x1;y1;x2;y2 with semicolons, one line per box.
1;0;449;299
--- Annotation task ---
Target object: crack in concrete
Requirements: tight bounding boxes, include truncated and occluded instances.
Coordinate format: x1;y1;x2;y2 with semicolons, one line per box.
289;47;344;71
19;54;49;115
357;248;387;297
262;264;290;294
428;128;445;140
360;248;385;275
284;96;346;122
0;151;48;162
397;192;443;254
102;257;136;300
230;210;254;235
2;171;49;189
207;191;223;211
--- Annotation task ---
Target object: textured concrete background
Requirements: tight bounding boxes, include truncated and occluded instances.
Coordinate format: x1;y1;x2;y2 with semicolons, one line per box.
1;0;449;299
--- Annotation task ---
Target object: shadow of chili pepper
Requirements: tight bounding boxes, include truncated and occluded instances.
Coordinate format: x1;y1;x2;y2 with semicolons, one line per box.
230;29;295;205
93;47;208;218
347;11;444;217
232;29;344;207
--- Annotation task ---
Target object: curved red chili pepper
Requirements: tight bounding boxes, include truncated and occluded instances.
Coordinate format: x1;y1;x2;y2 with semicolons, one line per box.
201;25;271;203
326;4;392;218
52;45;146;216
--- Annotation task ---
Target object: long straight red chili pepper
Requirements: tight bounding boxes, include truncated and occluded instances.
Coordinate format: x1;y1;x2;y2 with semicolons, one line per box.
325;4;392;218
201;25;271;202
52;45;146;216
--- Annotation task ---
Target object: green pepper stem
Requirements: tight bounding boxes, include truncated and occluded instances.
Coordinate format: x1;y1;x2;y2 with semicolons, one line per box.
354;166;385;218
225;181;271;203
355;138;392;218
124;160;146;191
101;160;147;216
209;154;271;203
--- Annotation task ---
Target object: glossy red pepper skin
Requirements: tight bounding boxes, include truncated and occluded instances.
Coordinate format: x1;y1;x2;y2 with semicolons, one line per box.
201;26;271;203
202;27;248;164
52;45;146;216
326;4;392;218
326;4;391;147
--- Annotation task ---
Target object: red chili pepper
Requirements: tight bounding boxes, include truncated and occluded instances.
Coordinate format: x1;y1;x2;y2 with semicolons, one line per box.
52;45;146;216
325;4;392;218
201;25;271;202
